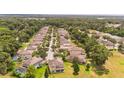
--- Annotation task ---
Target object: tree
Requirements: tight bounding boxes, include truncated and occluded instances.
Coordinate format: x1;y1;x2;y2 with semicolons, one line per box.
26;65;36;78
37;47;47;59
85;63;90;71
84;37;98;57
0;52;13;75
18;31;30;42
58;49;69;61
0;62;7;75
72;57;80;75
90;45;110;66
32;47;47;59
44;67;49;78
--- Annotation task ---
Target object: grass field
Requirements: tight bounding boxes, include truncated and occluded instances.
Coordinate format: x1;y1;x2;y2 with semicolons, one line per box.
49;51;124;78
102;51;124;78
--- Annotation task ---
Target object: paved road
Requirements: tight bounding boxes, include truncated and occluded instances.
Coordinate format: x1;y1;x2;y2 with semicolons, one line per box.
46;29;54;60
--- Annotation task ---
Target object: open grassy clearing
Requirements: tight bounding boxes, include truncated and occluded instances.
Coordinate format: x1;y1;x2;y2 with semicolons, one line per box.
100;51;124;78
90;51;124;78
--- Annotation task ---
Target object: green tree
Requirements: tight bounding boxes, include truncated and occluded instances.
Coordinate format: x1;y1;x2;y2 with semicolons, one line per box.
0;52;13;75
44;67;49;78
85;63;90;71
18;31;30;42
90;45;110;66
0;62;7;75
32;47;47;59
37;47;47;59
26;65;36;78
72;57;80;75
84;37;98;57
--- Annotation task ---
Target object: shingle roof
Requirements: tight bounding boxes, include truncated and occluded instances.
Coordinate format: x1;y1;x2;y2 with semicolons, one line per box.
23;57;43;67
48;58;64;71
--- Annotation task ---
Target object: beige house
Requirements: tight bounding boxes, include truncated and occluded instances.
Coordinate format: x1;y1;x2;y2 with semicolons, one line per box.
67;47;86;64
23;57;43;68
17;50;33;60
48;58;64;73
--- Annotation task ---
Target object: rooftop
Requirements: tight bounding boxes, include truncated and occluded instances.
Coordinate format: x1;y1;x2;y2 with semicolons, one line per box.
48;58;64;71
23;57;43;67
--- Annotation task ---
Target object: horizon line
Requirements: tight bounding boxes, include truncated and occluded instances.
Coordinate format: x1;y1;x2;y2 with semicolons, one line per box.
1;14;124;16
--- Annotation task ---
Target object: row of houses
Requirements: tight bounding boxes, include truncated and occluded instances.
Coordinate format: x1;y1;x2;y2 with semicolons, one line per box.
16;27;64;74
58;28;86;64
16;26;49;74
46;29;64;73
88;29;124;50
17;26;49;60
97;39;119;50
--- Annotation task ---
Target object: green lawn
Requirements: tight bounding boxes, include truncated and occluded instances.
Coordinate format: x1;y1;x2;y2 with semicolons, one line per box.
101;51;124;78
89;51;124;78
49;62;94;78
0;27;9;31
35;65;47;78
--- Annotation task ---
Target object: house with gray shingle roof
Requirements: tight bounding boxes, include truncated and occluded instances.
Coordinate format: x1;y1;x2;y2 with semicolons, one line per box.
48;58;64;73
23;57;43;68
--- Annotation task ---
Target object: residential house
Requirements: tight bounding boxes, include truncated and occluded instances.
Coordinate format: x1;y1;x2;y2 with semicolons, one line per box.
17;50;33;60
23;57;43;68
67;47;86;64
58;28;69;38
97;39;115;49
48;58;64;73
26;45;37;51
60;44;73;50
16;67;27;74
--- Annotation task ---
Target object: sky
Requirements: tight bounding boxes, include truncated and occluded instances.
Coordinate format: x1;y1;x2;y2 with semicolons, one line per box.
0;0;124;15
